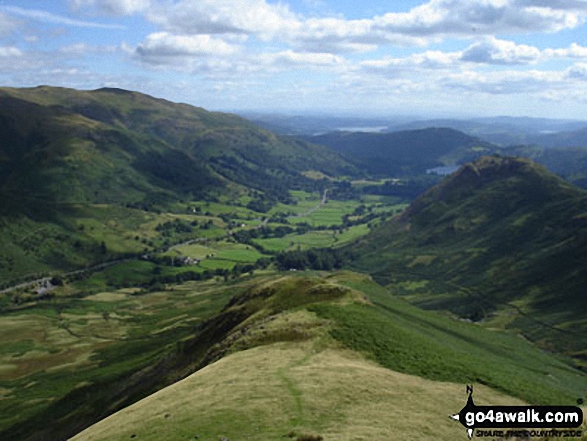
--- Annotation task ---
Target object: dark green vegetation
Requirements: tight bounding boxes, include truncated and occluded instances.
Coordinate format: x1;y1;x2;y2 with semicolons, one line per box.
0;86;355;207
503;144;587;188
308;128;495;176
308;126;587;190
350;156;587;367
389;116;587;147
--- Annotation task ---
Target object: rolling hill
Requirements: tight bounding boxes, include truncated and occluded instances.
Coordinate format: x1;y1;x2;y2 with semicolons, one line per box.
2;87;587;441
389;116;587;146
307;125;587;189
307;128;496;176
350;156;587;365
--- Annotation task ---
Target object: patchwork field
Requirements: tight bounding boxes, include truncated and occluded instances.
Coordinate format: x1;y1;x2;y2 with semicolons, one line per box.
0;277;249;434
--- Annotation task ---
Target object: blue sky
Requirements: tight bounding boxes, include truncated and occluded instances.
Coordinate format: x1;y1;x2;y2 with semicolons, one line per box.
1;0;587;119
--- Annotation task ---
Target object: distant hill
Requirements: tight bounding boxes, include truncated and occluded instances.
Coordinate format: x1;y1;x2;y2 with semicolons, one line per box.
501;145;587;188
389;116;587;146
350;156;587;364
528;127;587;148
0;86;356;212
307;128;496;176
240;112;400;136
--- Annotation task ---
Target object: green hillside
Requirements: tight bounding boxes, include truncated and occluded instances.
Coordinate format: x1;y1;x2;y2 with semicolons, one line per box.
70;272;586;441
0;86;357;282
350;156;587;365
0;86;355;208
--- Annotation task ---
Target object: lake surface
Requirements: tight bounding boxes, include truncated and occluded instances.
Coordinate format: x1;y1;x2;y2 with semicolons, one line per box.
337;126;388;133
426;165;459;175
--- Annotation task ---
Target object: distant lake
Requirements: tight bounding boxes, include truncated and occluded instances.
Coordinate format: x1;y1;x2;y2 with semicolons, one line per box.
426;165;459;176
337;126;388;133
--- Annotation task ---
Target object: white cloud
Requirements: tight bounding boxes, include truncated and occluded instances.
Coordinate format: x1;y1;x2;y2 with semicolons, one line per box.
1;5;124;29
136;32;239;65
361;50;460;77
360;38;587;79
460;37;541;64
565;62;587;80
59;43;119;55
0;46;22;57
517;0;587;11
126;0;587;56
146;0;300;39
370;0;585;38
0;11;20;36
0;49;51;73
69;0;150;15
258;50;344;67
442;69;562;94
544;43;587;59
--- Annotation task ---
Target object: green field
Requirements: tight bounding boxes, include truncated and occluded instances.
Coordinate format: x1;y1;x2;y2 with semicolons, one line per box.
254;224;370;252
288;200;362;226
167;241;264;263
0;187;399;288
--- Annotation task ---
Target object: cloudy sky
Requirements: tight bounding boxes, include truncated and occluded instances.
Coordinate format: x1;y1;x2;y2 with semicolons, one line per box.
1;0;587;118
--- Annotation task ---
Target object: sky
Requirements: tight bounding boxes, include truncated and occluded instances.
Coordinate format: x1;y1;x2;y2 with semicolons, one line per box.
1;0;587;119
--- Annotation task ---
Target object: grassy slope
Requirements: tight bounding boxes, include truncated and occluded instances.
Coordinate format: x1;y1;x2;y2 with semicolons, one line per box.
73;272;587;441
350;156;587;364
0;86;356;207
73;344;527;441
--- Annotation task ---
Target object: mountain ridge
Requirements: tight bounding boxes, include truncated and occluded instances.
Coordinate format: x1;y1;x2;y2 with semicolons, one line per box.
350;156;587;363
0;86;357;210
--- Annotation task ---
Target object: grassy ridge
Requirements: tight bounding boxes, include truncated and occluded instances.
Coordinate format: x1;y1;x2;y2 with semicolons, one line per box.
73;344;530;441
73;272;587;441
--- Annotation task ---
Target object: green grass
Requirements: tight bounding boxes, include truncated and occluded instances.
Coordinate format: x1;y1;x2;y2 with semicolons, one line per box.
72;343;532;441
312;273;586;405
288;200;361;227
3;271;586;440
71;272;587;441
